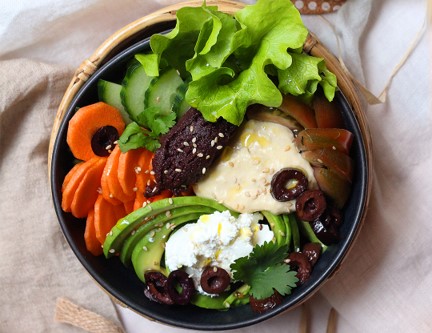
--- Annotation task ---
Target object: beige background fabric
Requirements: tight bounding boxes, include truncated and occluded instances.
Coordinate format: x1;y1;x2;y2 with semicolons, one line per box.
1;0;431;332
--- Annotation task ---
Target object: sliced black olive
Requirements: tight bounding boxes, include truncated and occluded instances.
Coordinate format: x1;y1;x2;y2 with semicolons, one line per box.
91;125;119;157
302;242;322;267
166;269;195;305
296;189;327;221
200;266;231;294
311;206;342;245
143;271;174;305
271;168;308;202
249;291;283;313
287;252;312;284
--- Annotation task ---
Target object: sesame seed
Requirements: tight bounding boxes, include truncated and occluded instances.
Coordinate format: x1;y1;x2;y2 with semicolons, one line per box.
211;140;215;147
216;145;223;150
213;266;218;272
228;161;234;167
134;166;142;174
105;144;112;151
144;170;149;174
109;193;113;198
164;170;168;174
263;167;270;173
142;201;147;207
168;198;173;205
192;148;196;154
150;171;155;175
332;146;337;150
149;230;156;238
152;187;157;193
214;137;218;143
183;142;189;146
143;246;148;251
97;187;102;194
113;140;118;145
202;167;207;174
109;249;115;254
285;146;291;151
206;155;211;160
192;137;197;143
218;133;224;138
133;187;138;192
317;158;323;164
147;179;151;186
131;230;136;236
190;125;194;132
165;211;172;217
197;153;203;157
175;168;182;172
177;148;184;153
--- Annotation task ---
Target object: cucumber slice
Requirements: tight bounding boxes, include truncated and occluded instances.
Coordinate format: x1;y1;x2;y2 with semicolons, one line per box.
121;60;153;122
173;81;190;118
144;68;184;115
97;79;132;124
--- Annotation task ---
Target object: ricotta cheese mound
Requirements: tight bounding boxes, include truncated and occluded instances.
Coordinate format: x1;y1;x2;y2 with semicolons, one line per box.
164;210;273;294
193;119;317;214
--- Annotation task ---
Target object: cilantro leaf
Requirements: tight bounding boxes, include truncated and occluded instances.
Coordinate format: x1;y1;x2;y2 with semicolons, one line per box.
137;106;176;136
231;241;299;300
117;122;160;152
250;265;298;300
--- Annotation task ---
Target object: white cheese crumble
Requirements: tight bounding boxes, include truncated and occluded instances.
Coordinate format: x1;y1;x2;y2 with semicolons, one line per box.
164;210;273;294
193;120;317;214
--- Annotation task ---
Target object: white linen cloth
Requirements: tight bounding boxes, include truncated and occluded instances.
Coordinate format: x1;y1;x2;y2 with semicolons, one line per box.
0;0;430;332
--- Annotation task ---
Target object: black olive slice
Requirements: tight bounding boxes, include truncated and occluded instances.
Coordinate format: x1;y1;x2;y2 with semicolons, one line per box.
249;291;283;313
296;189;327;221
200;266;231;294
166;269;195;305
270;168;308;202
91;125;119;157
143;271;174;305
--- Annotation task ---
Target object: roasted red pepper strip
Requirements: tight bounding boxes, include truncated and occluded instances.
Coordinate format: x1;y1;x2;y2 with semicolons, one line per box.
313;167;351;209
302;148;353;182
278;94;317;129
312;93;345;128
294;128;353;155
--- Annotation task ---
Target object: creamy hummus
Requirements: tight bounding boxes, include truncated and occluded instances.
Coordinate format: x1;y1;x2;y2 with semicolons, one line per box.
193;120;316;214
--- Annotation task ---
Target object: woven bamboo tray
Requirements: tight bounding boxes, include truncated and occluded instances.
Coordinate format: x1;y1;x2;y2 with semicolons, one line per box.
48;0;373;323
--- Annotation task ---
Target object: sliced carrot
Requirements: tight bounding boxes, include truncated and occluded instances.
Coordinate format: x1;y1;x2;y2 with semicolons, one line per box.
112;203;127;222
61;158;99;213
66;102;125;161
94;194;118;244
124;200;135;214
70;157;107;218
117;148;145;197
105;145;135;203
62;163;82;192
100;145;126;205
84;209;103;256
132;149;154;210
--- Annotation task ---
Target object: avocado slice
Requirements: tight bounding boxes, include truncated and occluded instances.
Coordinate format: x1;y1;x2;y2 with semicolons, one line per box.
103;196;233;258
131;213;203;282
119;205;216;266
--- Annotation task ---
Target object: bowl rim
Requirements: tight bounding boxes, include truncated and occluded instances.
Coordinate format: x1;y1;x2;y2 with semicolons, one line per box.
49;1;373;330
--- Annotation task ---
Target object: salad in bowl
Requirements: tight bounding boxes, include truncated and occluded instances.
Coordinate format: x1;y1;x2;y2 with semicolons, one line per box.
51;0;369;329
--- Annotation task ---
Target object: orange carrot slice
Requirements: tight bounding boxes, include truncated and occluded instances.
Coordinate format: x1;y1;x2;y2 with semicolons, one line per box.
62;163;82;192
94;195;118;244
105;145;135;203
70;157;107;218
61;158;99;213
117;148;144;197
66;102;125;161
84;209;103;256
124;200;135;214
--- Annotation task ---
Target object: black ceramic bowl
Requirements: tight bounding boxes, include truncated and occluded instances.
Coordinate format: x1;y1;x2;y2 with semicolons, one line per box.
51;22;370;331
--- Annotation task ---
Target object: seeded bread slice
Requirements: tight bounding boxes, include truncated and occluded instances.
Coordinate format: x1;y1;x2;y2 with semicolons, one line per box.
147;108;237;196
